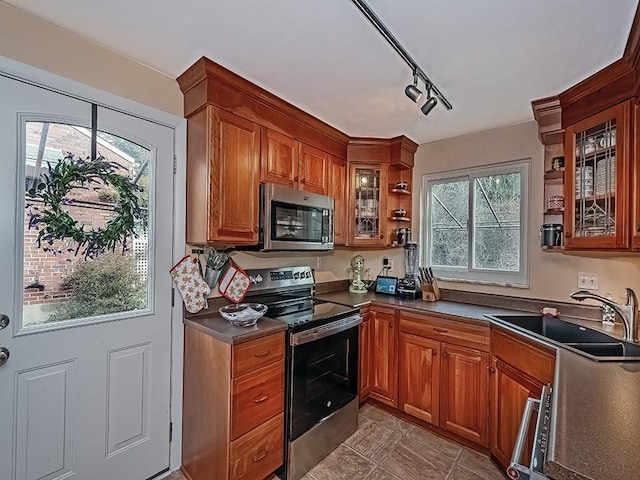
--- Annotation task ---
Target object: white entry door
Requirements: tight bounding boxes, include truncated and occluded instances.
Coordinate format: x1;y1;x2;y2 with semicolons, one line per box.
0;74;174;479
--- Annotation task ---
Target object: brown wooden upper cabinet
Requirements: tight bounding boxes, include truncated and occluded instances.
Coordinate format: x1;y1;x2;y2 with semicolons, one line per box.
186;106;260;245
260;128;329;195
348;162;389;247
564;101;631;249
328;155;348;245
633;101;640;250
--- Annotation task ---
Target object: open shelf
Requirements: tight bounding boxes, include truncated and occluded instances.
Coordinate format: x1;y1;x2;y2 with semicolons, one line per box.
544;168;565;181
390;216;411;222
391;188;412;195
575;193;616;202
541;245;564;251
544;208;565;214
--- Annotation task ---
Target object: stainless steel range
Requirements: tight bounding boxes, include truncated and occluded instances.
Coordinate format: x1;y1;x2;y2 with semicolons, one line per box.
243;266;361;480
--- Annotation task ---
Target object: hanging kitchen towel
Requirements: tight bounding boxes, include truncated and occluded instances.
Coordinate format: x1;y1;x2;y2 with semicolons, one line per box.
218;259;250;303
170;255;211;313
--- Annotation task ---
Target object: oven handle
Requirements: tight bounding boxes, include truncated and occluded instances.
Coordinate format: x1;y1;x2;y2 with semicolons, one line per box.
290;314;362;346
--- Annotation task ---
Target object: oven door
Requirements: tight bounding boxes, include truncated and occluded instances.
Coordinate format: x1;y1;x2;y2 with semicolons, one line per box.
288;315;361;440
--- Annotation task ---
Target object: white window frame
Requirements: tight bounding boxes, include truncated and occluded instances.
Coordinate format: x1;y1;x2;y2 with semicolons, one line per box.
421;159;530;288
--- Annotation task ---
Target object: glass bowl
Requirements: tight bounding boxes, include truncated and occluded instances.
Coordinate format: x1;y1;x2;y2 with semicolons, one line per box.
218;303;267;327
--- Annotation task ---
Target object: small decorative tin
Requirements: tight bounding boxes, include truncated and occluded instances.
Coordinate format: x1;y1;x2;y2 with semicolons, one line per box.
551;156;565;170
547;195;565;210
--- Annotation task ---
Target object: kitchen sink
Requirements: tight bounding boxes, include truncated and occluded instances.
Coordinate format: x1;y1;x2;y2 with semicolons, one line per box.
487;314;640;362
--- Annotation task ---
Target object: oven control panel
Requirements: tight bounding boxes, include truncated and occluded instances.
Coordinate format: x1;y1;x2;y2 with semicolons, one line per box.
246;266;314;292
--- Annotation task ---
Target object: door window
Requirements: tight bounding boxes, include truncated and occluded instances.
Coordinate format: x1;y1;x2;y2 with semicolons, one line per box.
22;120;152;329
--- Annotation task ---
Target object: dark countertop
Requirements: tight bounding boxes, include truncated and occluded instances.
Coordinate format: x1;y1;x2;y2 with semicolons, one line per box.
184;313;287;345
315;291;531;323
318;288;638;480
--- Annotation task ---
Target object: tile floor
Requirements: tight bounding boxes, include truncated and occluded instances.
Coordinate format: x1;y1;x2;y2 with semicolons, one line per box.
169;404;506;480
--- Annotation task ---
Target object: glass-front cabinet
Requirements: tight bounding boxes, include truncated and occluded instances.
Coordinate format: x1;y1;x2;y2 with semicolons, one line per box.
348;163;388;246
564;102;631;249
634;102;640;250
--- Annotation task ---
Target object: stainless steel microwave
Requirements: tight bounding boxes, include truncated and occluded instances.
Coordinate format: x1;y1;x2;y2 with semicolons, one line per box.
258;183;334;251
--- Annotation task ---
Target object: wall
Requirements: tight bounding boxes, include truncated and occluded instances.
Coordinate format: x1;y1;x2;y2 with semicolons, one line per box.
0;2;182;116
412;120;640;304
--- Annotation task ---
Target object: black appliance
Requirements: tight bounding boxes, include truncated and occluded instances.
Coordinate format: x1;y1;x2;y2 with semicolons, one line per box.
243;266;361;480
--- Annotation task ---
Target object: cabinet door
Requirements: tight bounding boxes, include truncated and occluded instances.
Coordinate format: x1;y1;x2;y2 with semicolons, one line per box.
299;143;327;195
398;333;440;425
358;311;372;402
210;108;260;244
490;358;543;471
260;128;297;188
440;344;489;446
328;155;347;245
633;101;640;250
564;101;631;249
348;163;389;247
369;308;397;407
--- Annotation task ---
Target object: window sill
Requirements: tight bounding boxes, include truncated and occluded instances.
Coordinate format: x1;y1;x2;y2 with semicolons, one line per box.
436;276;530;289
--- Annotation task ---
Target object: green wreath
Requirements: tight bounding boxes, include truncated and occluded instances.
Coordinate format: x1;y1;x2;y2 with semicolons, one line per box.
26;153;146;259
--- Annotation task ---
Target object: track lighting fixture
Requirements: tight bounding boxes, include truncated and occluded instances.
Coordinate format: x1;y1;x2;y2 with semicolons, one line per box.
405;71;423;103
349;0;453;114
420;84;438;116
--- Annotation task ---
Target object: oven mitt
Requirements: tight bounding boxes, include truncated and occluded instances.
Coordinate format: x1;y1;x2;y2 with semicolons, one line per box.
170;255;211;313
218;259;250;303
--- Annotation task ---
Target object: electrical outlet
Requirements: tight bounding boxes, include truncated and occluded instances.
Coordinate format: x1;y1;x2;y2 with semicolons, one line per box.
382;257;390;267
577;272;599;290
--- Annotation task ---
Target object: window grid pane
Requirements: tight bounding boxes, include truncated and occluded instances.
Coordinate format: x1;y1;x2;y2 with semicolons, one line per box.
472;173;521;271
430;179;469;268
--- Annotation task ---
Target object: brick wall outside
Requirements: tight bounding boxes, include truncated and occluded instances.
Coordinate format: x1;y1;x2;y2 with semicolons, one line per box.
23;121;144;308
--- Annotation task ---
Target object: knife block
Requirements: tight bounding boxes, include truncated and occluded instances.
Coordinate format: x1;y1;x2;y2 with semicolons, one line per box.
421;280;441;302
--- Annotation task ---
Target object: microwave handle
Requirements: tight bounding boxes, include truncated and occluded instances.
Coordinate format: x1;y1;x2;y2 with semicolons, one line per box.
507;396;541;480
328;209;334;243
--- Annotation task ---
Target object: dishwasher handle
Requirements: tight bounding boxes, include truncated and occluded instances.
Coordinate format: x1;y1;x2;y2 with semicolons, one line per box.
507;396;541;480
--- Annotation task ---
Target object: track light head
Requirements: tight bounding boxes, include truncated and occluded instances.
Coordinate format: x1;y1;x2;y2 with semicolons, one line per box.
421;95;438;116
405;84;423;103
405;71;423;103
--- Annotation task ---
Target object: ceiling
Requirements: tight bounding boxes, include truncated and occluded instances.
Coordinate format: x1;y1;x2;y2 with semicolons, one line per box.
5;0;638;144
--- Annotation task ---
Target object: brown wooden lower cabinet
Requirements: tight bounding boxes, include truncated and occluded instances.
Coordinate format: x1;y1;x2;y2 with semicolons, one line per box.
358;310;372;402
490;358;543;469
398;332;440;424
369;307;398;407
440;343;490;446
489;327;555;471
182;327;285;480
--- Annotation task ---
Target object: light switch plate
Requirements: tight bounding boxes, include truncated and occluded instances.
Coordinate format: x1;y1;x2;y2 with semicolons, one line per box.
577;272;599;290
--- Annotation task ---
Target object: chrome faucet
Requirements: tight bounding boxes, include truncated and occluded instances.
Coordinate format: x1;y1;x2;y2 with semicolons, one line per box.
570;288;639;343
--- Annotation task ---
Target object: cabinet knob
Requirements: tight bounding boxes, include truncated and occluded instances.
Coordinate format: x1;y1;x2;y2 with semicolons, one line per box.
380;234;384;239
254;226;259;233
565;232;572;238
489;367;496;374
442;352;448;358
636;224;640;234
301;178;306;183
388;323;393;329
294;176;299;182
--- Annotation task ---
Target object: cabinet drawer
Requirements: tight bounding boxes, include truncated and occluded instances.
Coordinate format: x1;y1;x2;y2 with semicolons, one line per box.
231;360;284;439
232;332;285;377
230;413;284;480
399;311;490;352
491;328;555;384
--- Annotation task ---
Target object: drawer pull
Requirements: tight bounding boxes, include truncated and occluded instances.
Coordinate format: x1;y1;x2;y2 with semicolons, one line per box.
254;350;271;358
252;449;269;462
442;351;448;358
433;327;449;333
252;393;270;404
